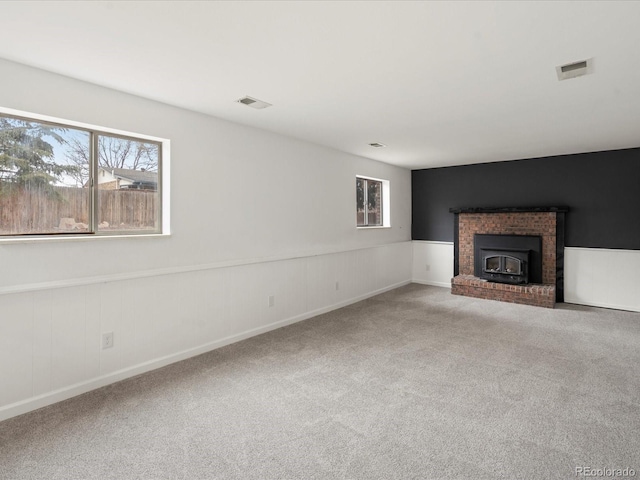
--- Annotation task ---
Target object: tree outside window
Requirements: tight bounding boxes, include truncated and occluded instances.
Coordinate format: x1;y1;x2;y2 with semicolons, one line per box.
356;176;383;227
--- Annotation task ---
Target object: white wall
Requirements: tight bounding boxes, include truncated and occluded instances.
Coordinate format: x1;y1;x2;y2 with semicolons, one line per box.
411;241;453;288
565;247;640;312
0;59;412;420
411;242;640;313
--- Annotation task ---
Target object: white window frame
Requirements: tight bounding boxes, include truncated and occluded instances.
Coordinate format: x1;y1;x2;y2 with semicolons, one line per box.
356;175;390;229
0;106;170;242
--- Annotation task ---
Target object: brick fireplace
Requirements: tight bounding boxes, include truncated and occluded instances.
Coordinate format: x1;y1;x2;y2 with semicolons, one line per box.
449;207;568;308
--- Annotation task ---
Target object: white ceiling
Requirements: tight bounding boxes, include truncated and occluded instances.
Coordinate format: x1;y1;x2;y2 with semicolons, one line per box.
1;1;640;170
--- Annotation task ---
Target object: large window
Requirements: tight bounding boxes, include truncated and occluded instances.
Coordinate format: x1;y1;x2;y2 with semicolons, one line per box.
356;175;390;227
0;110;164;237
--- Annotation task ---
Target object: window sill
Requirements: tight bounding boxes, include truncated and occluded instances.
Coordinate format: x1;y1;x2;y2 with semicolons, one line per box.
0;233;170;245
356;226;391;230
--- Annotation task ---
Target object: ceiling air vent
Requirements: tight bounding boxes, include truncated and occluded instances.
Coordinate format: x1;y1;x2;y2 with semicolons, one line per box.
369;142;386;148
556;58;593;81
236;96;272;109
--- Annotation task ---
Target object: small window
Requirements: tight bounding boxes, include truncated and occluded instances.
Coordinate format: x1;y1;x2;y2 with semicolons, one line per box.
356;175;389;227
0;110;165;237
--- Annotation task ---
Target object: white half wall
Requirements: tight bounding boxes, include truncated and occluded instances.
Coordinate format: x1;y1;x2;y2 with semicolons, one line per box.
565;247;640;312
0;242;412;421
0;58;413;420
411;241;454;288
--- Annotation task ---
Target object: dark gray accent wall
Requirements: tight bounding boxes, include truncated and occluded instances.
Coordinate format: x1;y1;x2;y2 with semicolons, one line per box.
412;148;640;249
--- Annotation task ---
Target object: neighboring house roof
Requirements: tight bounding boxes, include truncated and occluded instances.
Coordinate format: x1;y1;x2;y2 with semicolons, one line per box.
106;168;158;184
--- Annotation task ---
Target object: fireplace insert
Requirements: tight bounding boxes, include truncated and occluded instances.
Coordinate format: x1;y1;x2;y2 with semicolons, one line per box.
474;234;542;285
480;248;530;284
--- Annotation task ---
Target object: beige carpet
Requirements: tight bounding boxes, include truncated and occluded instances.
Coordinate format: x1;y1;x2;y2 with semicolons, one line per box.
1;284;639;479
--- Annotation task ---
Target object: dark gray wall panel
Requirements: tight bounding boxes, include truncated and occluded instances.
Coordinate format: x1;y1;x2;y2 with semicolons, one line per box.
412;148;640;249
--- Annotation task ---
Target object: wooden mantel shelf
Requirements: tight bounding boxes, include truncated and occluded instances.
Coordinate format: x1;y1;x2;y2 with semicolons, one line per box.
449;206;569;214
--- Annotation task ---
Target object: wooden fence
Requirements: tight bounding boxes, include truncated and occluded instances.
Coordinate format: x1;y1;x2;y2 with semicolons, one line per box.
0;183;158;234
97;188;158;230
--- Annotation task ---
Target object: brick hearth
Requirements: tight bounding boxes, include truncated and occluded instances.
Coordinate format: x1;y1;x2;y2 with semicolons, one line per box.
452;275;555;308
449;207;567;308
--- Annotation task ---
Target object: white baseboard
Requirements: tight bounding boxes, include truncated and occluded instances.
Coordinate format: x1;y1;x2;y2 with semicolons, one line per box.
564;300;640;313
0;279;410;422
412;279;452;289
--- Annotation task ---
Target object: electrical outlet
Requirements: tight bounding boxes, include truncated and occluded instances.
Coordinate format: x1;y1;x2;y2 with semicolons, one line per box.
426;264;431;271
268;295;275;307
335;281;340;291
102;332;114;349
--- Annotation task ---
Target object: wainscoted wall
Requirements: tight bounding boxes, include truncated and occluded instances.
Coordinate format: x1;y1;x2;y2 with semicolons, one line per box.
0;241;412;421
411;242;640;313
565;247;640;312
411;241;454;288
0;59;412;421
